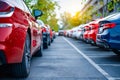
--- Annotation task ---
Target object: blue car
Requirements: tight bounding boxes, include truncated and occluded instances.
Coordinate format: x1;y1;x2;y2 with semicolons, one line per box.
96;13;120;55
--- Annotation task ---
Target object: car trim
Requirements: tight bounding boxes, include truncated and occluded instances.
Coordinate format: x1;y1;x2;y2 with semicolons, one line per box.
0;23;12;27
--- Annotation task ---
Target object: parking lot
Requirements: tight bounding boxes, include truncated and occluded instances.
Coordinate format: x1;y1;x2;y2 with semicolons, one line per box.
0;36;120;80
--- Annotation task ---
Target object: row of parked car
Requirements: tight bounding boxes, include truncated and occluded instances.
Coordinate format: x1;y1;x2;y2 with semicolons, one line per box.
63;12;120;55
0;0;56;78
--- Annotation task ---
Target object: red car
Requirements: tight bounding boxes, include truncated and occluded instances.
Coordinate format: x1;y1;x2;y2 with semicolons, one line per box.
83;24;91;43
88;21;99;45
37;20;51;49
0;0;43;77
45;24;53;43
88;19;102;45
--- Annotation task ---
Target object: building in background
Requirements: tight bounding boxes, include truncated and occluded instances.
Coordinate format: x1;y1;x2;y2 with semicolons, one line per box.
79;0;120;21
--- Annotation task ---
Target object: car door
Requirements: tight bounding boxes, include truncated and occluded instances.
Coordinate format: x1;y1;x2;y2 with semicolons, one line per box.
21;1;41;54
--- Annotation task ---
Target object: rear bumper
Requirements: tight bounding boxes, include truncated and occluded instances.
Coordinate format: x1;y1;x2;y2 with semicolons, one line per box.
109;41;120;49
96;39;110;49
0;27;27;64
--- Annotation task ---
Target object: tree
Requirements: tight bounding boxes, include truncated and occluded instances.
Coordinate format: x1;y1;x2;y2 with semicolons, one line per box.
47;14;59;32
60;11;83;29
60;12;72;29
24;0;59;31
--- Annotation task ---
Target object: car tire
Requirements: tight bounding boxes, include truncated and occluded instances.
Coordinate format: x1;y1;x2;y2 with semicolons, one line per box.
51;38;54;43
10;33;31;77
43;37;48;49
48;37;51;46
44;43;48;49
112;49;120;56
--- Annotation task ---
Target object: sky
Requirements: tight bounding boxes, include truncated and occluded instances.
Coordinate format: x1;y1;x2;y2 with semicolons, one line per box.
54;0;83;18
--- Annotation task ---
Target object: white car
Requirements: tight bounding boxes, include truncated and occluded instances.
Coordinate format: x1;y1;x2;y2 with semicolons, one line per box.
76;24;85;39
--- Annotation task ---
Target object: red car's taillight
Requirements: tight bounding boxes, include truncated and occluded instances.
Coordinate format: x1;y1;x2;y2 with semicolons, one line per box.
103;23;116;30
0;1;14;17
91;24;99;29
0;1;11;12
42;27;47;32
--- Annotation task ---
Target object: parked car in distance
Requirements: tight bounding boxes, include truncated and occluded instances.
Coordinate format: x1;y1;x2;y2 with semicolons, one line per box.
45;24;53;44
52;29;56;39
72;27;79;39
58;30;64;36
0;0;43;77
37;20;50;49
88;20;100;45
76;24;85;40
96;13;120;55
83;24;91;43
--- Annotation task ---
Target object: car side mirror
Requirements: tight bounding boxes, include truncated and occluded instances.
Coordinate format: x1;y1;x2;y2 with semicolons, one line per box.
33;9;43;19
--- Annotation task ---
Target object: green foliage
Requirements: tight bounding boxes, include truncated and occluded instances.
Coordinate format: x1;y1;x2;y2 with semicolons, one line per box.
24;0;32;7
60;12;72;29
47;14;59;32
60;5;93;29
100;0;104;5
107;1;114;12
25;0;59;31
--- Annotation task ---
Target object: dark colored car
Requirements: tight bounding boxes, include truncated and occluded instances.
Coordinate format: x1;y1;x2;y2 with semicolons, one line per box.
46;24;54;43
96;13;120;55
52;29;56;39
37;20;50;49
0;0;43;77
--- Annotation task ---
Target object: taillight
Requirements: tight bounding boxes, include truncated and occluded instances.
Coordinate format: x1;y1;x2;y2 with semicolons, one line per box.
91;24;99;29
85;26;89;30
0;1;14;17
0;1;11;12
42;28;47;32
103;23;116;30
0;23;12;28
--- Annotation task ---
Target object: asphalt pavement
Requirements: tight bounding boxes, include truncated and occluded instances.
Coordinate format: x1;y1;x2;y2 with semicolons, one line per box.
0;36;120;80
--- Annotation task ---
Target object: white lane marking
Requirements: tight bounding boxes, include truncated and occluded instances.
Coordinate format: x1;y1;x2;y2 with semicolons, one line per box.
113;78;120;79
63;37;115;80
88;55;114;58
98;64;120;66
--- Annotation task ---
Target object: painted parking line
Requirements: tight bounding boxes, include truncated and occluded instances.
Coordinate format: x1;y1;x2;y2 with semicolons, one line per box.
63;37;115;80
98;64;120;66
112;78;120;80
88;55;115;58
